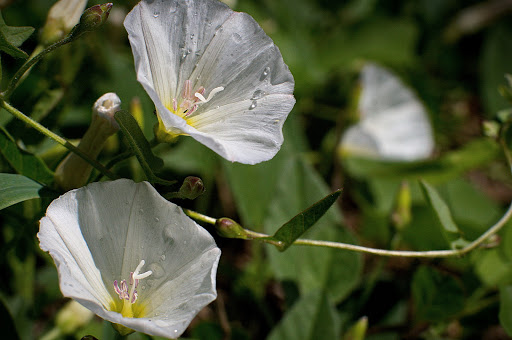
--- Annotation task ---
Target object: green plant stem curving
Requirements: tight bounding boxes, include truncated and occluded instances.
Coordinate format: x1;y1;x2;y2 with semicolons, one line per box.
183;141;512;258
2;37;74;99
0;100;117;180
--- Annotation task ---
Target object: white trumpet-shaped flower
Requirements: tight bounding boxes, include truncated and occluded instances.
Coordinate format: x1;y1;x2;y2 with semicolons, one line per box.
38;179;221;338
124;0;295;164
340;63;434;161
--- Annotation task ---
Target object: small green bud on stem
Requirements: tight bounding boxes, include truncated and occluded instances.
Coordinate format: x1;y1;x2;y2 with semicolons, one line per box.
215;218;250;239
178;176;205;199
68;3;113;40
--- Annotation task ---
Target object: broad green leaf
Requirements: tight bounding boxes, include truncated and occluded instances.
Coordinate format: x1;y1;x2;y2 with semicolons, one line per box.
342;138;500;182
0;298;19;340
0;12;34;59
473;249;512;287
481;23;512;116
499;285;512;336
0;127;54;185
420;180;468;249
271;189;342;251
267;291;340;340
411;266;465;322
114;110;174;186
264;158;362;303
0;173;43;210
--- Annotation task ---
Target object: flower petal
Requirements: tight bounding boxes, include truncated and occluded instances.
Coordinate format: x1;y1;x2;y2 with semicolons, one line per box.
38;179;221;338
340;63;434;161
124;0;295;164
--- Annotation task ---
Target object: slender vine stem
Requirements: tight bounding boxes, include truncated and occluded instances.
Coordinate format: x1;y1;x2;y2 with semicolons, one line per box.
183;144;512;258
0;100;117;180
2;37;74;99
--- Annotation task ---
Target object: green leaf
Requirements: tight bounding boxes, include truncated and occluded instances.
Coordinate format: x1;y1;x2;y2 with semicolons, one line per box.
267;291;340;340
0;12;34;59
420;180;468;249
473;249;512;287
0;173;43;210
0;127;54;185
481;23;512;116
0;298;19;340
271;189;342;251
411;266;465;322
114;110;174;186
500;285;512;336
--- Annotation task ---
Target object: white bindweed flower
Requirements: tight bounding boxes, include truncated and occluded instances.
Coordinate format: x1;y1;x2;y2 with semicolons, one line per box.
340;63;434;161
41;0;89;44
124;0;295;165
38;179;221;338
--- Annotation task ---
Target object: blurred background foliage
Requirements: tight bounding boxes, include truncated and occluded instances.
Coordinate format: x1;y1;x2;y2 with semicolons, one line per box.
2;0;512;339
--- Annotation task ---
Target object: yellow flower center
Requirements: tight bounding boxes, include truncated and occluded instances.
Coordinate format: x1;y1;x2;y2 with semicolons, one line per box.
112;260;152;318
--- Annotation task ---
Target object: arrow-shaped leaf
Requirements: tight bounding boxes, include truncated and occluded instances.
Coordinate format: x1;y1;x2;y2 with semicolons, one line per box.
0;12;34;59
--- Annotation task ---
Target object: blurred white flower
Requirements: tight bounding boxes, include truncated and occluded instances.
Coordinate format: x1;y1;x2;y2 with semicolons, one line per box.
124;0;295;164
38;179;221;338
41;0;88;44
340;63;434;161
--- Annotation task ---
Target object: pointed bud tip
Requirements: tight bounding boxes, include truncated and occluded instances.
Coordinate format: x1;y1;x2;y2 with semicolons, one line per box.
69;3;113;38
215;218;248;239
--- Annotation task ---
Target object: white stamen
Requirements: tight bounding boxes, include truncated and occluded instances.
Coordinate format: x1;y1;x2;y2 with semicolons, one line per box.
113;260;152;304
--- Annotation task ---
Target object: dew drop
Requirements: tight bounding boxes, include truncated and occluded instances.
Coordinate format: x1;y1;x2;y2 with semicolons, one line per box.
251;90;266;100
155;320;168;327
260;67;270;81
190;34;195;39
169;6;177;14
249;101;257;110
184;240;188;245
153;11;160;18
174;329;178;334
232;33;242;43
160;254;166;261
139;208;144;213
162;225;174;245
149;262;165;279
154;217;160;222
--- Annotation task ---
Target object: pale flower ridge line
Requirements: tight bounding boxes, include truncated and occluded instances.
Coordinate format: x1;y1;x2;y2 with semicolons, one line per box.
124;0;296;164
38;179;221;338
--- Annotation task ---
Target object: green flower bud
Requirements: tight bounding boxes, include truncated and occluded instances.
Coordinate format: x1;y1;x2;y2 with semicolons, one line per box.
54;93;121;191
215;218;249;239
68;3;113;40
178;176;205;200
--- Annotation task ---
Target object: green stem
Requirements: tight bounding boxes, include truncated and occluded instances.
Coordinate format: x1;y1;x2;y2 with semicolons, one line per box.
183;185;512;258
1;100;117;180
2;37;73;99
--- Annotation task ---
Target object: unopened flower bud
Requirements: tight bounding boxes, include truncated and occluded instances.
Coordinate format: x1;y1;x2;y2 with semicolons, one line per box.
54;93;121;191
68;3;113;40
178;176;205;200
215;217;249;239
40;0;88;45
56;300;93;335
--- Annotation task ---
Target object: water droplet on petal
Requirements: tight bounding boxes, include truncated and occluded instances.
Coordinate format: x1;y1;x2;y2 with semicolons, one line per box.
190;34;195;39
149;262;165;279
260;67;270;81
153;11;160;18
249;101;257;110
184;240;188;245
163;225;174;245
139;208;144;213
160;254;166;261
232;33;242;43
251;90;266;100
154;217;159;222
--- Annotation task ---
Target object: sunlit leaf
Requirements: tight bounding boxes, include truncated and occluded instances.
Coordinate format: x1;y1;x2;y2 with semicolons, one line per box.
0;173;43;210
